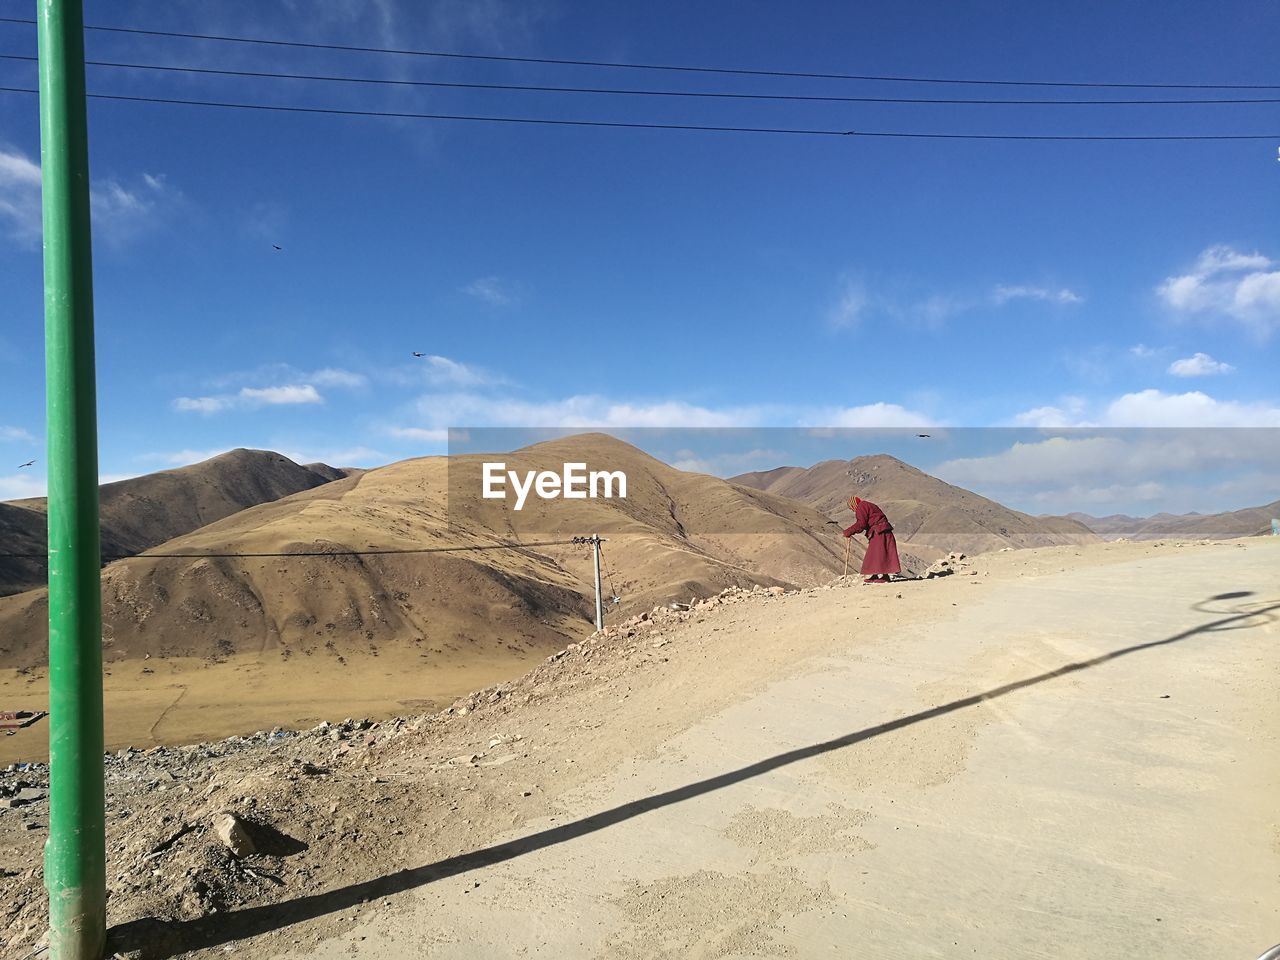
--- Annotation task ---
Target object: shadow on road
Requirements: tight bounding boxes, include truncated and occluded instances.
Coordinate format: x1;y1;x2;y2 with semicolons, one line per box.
108;593;1278;959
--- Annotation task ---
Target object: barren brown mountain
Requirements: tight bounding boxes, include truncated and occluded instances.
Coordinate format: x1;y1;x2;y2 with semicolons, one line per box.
0;434;850;675
733;453;1099;558
0;449;350;597
1066;500;1280;540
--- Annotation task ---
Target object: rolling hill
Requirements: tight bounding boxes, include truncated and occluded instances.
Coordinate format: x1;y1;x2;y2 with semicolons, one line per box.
0;434;851;672
0;449;350;597
733;454;1099;558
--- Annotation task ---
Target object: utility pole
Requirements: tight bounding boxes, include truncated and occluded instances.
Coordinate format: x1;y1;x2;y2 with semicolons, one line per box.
573;535;608;630
37;1;107;958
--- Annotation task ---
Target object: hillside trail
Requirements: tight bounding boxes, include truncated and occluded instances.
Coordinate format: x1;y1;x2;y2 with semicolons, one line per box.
247;540;1278;960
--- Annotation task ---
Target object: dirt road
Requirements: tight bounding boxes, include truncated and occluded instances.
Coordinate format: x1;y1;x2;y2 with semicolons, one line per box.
249;541;1278;960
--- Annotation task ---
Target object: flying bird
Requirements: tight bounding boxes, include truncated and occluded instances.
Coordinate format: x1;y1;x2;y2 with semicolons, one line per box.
18;459;36;468
916;434;932;438
412;352;426;358
272;244;282;251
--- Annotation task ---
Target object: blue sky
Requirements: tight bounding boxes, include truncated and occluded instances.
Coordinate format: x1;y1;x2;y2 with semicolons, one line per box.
1;0;1278;514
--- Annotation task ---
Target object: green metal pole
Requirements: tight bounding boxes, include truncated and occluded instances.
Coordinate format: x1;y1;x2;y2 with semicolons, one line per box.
37;0;106;957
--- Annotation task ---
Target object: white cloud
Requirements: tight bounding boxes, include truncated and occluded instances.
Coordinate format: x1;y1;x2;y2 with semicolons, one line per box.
1157;244;1280;335
175;383;324;413
1103;389;1280;427
993;285;1082;305
1129;344;1162;359
239;384;324;406
1167;353;1234;377
392;385;935;440
803;403;934;429
173;364;364;415
1011;403;1090;429
409;392;765;430
1;426;36;443
463;276;516;306
1;146;181;247
1010;389;1280;429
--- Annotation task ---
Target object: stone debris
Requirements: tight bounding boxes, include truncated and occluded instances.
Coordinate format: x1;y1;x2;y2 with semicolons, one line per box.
924;552;971;579
212;812;256;858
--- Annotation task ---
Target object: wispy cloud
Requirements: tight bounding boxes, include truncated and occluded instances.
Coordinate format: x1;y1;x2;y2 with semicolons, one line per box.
385;357;932;438
92;174;181;246
1;426;36;443
827;275;867;329
801;403;935;429
306;368;368;388
1167;352;1234;377
421;355;500;388
175;384;324;414
174;365;366;414
240;385;323;405
1157;244;1280;336
992;284;1082;305
463;276;516;306
173;396;234;415
0;147;42;244
828;273;1080;332
1;146;182;248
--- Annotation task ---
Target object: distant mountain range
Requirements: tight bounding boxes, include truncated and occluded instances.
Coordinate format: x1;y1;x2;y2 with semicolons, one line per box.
1062;502;1279;541
0;449;350;598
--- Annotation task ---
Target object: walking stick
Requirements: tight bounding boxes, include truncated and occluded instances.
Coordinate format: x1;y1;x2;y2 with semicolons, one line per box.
843;493;858;578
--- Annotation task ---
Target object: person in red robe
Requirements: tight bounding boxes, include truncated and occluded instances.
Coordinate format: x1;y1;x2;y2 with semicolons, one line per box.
842;494;901;584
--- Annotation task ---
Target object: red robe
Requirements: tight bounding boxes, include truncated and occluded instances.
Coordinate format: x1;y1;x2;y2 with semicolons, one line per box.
843;498;902;575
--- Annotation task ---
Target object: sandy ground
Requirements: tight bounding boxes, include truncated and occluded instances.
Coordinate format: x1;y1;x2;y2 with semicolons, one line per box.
260;539;1279;960
2;539;1275;960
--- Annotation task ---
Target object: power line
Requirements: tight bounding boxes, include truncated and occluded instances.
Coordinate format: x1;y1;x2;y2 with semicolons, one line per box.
4;53;1277;106
0;15;1276;90
0;538;584;562
1;86;1274;140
